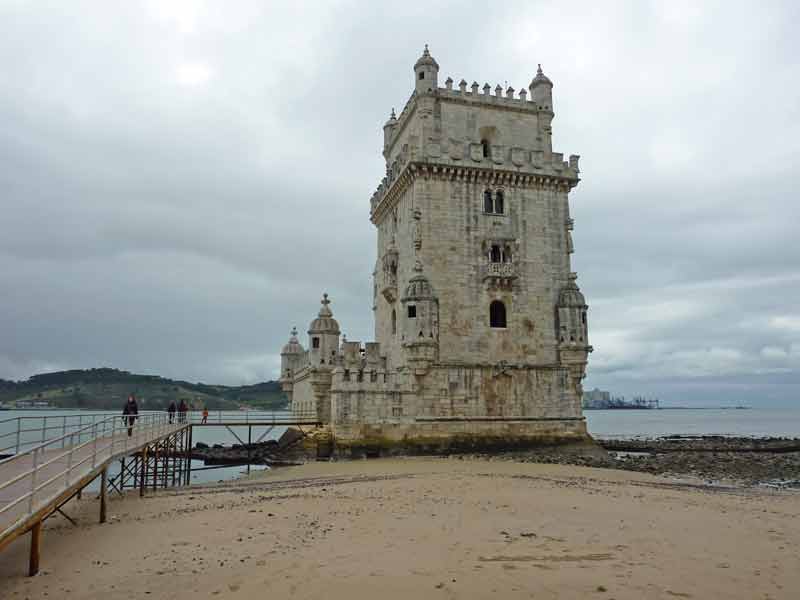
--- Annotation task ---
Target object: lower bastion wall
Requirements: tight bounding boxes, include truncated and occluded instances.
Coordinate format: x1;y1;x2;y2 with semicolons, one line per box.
326;365;587;455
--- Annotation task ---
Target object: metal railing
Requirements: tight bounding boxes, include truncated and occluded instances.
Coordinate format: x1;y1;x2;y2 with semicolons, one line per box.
180;410;318;425
0;412;164;457
0;410;319;460
0;412;177;539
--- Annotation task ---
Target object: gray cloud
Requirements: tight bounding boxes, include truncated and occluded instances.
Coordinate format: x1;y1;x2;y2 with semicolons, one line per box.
1;1;798;405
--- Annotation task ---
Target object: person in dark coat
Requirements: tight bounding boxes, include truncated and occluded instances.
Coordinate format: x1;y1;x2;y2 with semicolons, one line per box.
167;400;177;424
123;394;138;437
178;398;188;423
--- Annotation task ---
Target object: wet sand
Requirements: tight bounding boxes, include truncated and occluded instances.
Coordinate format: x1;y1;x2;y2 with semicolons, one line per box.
1;458;798;599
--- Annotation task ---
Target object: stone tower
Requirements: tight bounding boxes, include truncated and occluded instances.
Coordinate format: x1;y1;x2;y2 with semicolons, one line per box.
371;46;591;403
281;47;591;454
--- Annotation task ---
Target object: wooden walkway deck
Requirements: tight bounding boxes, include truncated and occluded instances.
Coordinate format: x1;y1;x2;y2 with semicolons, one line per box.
0;421;187;563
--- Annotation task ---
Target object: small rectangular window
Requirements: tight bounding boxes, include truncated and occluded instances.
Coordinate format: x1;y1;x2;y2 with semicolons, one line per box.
312;337;320;349
407;305;417;318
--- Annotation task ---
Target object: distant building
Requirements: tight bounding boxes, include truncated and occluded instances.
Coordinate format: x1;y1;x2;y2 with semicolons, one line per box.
583;389;659;410
582;388;610;408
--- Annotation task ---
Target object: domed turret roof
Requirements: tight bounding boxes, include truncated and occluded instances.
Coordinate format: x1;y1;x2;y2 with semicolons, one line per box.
281;326;304;355
414;44;439;69
383;108;397;128
308;293;341;335
402;260;437;301
558;273;586;308
530;64;553;88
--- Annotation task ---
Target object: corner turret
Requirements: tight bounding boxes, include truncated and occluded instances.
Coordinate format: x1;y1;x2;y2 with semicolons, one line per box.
414;44;439;95
383;108;397;158
308;293;341;368
557;273;592;410
280;326;305;380
530;64;553;110
530;64;554;154
400;259;439;374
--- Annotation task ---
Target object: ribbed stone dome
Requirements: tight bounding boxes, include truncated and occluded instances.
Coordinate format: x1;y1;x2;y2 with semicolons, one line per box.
558;274;586;308
308;293;341;334
530;64;553;88
414;44;439;69
281;327;304;355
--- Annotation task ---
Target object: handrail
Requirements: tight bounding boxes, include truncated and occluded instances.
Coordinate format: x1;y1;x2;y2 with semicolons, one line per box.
0;411;163;426
0;408;322;544
0;409;317;458
0;412;180;540
0;411;166;456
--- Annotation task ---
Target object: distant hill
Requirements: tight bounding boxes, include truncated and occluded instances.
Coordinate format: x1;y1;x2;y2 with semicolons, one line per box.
0;368;288;411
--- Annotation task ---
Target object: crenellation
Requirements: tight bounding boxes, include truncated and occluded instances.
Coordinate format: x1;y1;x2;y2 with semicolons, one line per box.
281;46;591;454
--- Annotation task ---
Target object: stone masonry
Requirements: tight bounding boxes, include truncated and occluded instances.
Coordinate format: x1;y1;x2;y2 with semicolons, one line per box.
279;46;592;455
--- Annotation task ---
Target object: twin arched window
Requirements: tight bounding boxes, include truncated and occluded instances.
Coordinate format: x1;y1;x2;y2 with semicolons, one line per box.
483;189;504;214
490;301;507;328
489;244;512;263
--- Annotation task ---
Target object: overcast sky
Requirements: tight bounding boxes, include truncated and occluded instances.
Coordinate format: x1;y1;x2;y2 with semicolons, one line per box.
1;1;798;405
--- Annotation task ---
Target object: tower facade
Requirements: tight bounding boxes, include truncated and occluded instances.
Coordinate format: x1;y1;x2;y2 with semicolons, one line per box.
280;47;591;454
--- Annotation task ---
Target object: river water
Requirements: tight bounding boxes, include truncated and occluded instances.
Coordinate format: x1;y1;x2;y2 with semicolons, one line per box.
584;407;800;439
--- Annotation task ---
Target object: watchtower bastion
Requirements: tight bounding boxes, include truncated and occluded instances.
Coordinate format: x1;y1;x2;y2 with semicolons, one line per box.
279;46;592;455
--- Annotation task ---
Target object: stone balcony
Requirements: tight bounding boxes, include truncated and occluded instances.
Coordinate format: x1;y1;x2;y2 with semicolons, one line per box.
381;272;398;303
481;262;517;288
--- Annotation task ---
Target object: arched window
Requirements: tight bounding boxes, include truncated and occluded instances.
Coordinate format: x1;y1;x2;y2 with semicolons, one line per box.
481;140;490;158
490;245;502;263
391;309;396;334
489;301;507;328
494;190;504;214
483;189;493;213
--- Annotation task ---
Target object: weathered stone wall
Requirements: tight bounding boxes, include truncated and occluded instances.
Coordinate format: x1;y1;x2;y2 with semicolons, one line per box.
290;368;315;416
333;418;588;456
412;176;571;366
329;365;582;436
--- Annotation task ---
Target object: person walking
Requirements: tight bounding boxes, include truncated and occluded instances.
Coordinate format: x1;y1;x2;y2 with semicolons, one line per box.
122;394;138;437
167;400;176;424
178;398;188;424
201;406;209;424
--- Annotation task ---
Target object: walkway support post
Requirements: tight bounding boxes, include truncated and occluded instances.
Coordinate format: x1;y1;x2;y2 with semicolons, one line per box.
139;446;147;497
29;521;41;576
185;426;193;486
100;467;108;524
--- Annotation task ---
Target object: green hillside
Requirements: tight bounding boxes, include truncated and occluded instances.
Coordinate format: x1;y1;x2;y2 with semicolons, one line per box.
0;368;288;411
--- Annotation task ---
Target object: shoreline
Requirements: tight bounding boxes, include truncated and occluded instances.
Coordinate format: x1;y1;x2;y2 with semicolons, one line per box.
187;434;800;490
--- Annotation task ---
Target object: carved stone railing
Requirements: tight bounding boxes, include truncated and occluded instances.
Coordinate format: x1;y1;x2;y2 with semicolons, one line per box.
482;262;517;279
481;262;517;289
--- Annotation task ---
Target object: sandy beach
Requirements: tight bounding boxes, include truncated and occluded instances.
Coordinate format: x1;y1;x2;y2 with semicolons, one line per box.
1;458;798;599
